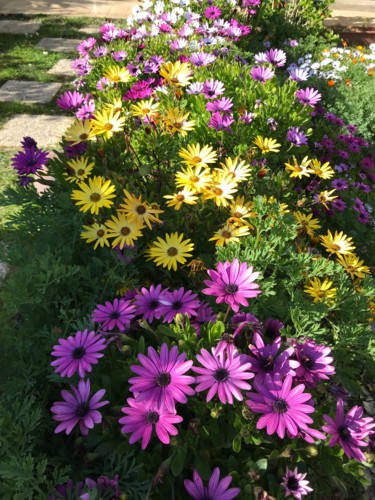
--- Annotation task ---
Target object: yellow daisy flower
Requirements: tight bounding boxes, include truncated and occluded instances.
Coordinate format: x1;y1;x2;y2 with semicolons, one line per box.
103;65;131;83
178;143;217;168
253;136;281;154
119;190;163;229
105;213;144;249
310;159;335;179
175;165;212;193
90;108;125;140
106;97;124;115
314;190;338;210
336;253;370;279
145;232;194;271
163;107;195;136
164;188;198;210
284;156;314;179
130;98;160;119
80;223;110;249
64;119;91;145
71;176;116;215
217;157;251;182
264;196;290;214
64;156;95;183
320;230;356;256
202;171;239;207
159;60;193;87
304;277;337;304
209;223;250;246
294;211;321;237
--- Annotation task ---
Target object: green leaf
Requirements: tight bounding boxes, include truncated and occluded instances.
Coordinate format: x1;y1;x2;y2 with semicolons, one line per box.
255;459;268;471
171;448;186;477
232;434;242;453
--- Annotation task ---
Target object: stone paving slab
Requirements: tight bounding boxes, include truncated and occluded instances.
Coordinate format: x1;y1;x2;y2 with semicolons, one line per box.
79;25;100;35
0;114;75;149
0;80;62;104
0;20;41;34
35;37;81;53
47;59;76;77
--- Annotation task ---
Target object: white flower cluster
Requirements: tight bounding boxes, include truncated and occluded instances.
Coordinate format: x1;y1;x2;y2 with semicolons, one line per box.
288;45;375;82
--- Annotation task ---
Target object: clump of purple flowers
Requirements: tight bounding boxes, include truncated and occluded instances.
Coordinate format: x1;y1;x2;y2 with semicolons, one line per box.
11;136;49;186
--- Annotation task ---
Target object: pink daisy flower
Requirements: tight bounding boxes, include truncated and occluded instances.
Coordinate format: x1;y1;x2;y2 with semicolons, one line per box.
158;287;200;324
133;284;165;322
184;467;240;499
51;329;107;378
119;398;183;449
129;343;195;412
193;345;253;404
246;374;316;439
281;467;313;499
202;259;261;313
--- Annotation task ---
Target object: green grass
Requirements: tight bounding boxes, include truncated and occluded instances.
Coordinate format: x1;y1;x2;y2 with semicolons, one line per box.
0;152;19;228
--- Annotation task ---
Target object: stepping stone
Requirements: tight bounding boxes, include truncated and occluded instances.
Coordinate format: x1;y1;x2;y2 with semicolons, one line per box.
0;20;41;35
79;25;99;35
47;59;76;77
35;37;81;53
0;80;62;104
0;114;75;149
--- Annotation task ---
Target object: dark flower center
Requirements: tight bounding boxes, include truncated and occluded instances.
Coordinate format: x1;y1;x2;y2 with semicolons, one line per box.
214;368;229;382
272;398;288;414
156;372;171;387
259;355;275;372
167;247;178;256
207;90;215;96
225;284;239;294
300;354;314;370
110;311;121;319
26;158;38;166
172;300;182;310
287;476;299;491
90;193;101;202
76;402;90;417
338;425;351;441
146;410;159;424
121;227;131;236
72;347;86;359
149;299;159;309
136;205;147;214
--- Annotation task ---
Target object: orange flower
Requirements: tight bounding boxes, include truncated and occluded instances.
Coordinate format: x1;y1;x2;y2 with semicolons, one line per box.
342;40;347;47
327;80;336;86
369;68;374;77
345;78;352;86
352;58;358;64
360;57;366;63
357;45;363;50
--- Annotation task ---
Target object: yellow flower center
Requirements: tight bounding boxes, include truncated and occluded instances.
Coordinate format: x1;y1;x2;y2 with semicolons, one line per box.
214;188;224;196
167;247;178;256
170;77;179;84
142;108;150;114
90;193;101;202
331;244;341;251
176;194;185;202
174;123;183;129
233;211;243;219
112;75;121;82
79;133;89;140
189;175;199;183
121;227;131;236
104;123;113;131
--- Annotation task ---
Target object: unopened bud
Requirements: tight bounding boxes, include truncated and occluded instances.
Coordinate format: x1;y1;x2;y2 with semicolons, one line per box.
306;445;318;457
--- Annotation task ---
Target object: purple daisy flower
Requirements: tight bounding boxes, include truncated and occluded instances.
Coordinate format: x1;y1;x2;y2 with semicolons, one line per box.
323;400;375;462
231;312;263;338
76;99;95;120
281;467;313;499
193;345;253;404
158;287;200;324
240;111;255;124
289;68;309;82
92;298;136;332
190;52;216;67
112;50;127;62
247;333;299;383
48;480;84;499
205;6;222;20
187;82;204;95
331;178;348;190
51;329;107;378
295;87;321;107
250;65;275;83
56;90;85;111
202;79;225;99
286;127;308;147
134;284;165;322
208;112;234;133
202;259;261;313
81;475;120;500
190;301;216;336
77;37;96;56
293;339;335;387
11;146;49;176
246;374;315;439
119;397;183;449
184;467;240;500
206;97;233;113
21;136;37;148
51;379;108;436
264;318;284;339
129;343;195;412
